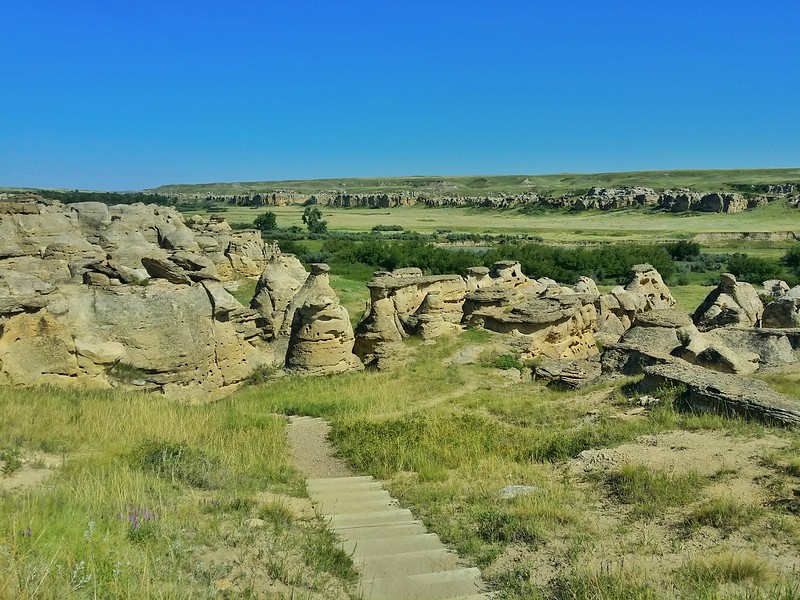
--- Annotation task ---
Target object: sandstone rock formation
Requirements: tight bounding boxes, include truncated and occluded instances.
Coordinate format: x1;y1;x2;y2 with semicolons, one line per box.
762;297;800;328
693;273;763;330
466;296;598;360
594;264;676;345
354;269;466;367
0;198;360;399
285;264;362;376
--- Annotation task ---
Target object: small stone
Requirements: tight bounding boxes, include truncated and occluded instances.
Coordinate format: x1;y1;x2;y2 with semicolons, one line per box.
499;485;538;500
246;518;266;528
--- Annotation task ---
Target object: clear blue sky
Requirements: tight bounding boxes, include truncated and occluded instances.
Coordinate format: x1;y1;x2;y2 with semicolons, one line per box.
1;1;798;190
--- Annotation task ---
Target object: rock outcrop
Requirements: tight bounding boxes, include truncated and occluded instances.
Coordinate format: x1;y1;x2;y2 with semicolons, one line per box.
693;273;763;331
762;297;800;328
193;186;785;215
466;296;598;360
0;198;360;399
594;264;676;345
354;269;466;367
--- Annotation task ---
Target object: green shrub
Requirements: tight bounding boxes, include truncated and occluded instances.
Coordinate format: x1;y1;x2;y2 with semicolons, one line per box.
0;446;22;476
485;354;526;371
253;211;277;232
475;509;542;544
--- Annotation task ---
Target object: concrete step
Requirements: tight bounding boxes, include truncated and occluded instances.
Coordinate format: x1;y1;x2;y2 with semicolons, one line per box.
336;521;427;541
312;490;393;505
306;475;381;490
314;497;400;514
357;548;463;579
361;567;484;600
309;482;384;496
327;508;417;529
341;533;444;558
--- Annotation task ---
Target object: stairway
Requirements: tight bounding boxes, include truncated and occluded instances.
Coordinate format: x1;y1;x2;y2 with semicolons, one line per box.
307;475;492;600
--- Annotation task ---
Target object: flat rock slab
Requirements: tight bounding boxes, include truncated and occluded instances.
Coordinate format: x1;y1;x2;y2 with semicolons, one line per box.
641;362;800;426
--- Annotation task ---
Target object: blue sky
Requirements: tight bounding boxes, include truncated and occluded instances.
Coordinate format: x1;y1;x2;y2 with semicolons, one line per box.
1;1;798;190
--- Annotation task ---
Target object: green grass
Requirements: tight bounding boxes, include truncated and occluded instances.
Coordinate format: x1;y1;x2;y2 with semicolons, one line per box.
0;386;359;598
605;464;706;518
685;496;762;532
179;200;800;244
680;552;772;589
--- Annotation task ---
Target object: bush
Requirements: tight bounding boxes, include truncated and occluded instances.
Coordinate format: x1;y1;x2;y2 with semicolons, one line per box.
253;211;277;232
726;253;786;284
665;240;701;261
302;206;328;234
371;224;404;232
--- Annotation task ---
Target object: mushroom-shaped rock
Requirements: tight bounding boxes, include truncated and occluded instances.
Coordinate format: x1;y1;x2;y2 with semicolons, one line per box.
285;267;362;376
465;266;492;291
250;254;309;330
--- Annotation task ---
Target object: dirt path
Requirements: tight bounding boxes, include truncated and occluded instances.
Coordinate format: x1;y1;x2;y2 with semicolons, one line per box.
286;415;354;479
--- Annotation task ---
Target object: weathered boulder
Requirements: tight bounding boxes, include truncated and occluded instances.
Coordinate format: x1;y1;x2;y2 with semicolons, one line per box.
465;266;492;291
0;280;275;398
409;290;461;340
285;264;362;375
763;279;791;300
462;287;518;320
490;260;530;289
617;309;691;355
693;273;763;330
533;357;601;389
141;256;193;285
762;298;800;328
594;264;675;344
677;325;759;375
353;269;466;366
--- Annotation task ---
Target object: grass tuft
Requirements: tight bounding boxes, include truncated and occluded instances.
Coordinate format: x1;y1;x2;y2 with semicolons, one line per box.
686;496;761;532
605;464;706;518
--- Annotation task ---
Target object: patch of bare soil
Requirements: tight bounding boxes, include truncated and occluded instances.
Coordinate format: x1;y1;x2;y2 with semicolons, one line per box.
489;428;800;596
0;450;61;491
571;430;787;503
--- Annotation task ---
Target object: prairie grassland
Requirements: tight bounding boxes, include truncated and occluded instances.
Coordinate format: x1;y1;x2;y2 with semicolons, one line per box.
185;200;800;242
0;386;359;599
260;331;800;599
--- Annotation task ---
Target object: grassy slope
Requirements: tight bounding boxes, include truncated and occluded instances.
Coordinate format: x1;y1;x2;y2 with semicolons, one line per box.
149;168;800;197
0;387;359;599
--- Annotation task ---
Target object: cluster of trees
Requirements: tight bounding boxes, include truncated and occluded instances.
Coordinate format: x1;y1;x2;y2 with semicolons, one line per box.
252;207;328;234
292;238;676;284
726;248;800;286
251;209;799;287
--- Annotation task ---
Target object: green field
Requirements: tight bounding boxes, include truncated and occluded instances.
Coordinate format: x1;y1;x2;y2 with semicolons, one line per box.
184;200;800;244
150;168;800;197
